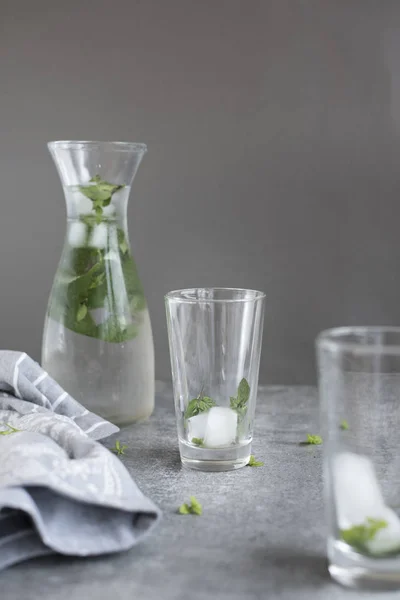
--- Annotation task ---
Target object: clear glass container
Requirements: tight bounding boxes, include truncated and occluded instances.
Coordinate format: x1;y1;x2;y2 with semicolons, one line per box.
42;141;154;426
317;327;400;590
165;288;265;471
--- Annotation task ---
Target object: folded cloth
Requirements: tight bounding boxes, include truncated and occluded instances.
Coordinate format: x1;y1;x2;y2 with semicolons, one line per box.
0;351;161;570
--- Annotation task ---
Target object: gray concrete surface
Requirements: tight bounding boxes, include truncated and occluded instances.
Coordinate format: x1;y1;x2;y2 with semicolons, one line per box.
2;1;400;384
2;383;399;600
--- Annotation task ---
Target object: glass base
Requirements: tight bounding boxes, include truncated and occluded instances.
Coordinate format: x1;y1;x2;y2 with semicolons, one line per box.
179;439;251;472
329;539;400;591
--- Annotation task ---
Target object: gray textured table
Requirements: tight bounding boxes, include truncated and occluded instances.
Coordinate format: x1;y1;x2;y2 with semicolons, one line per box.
2;384;399;600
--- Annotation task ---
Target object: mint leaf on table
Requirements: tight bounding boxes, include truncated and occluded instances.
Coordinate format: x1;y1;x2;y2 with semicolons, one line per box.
247;455;264;467
184;395;216;419
0;423;20;435
111;440;128;456
178;496;202;516
341;517;387;552
189;496;202;515
305;434;322;445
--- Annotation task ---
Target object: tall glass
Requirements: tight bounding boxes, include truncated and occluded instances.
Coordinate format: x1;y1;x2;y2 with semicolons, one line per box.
317;327;400;590
42;141;155;426
165;288;265;472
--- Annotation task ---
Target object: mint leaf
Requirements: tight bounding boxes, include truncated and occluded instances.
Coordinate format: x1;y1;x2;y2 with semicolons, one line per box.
248;454;264;467
121;251;146;311
79;175;124;212
230;378;250;412
305;434;322;445
178;497;202;516
230;378;250;438
111;440;128;456
118;231;129;255
0;423;20;435
119;239;128;254
79;176;123;224
341;517;388;552
237;378;250;405
77;303;87;322
191;437;204;446
79;186;112;204
189;496;202;515
184;395;216;419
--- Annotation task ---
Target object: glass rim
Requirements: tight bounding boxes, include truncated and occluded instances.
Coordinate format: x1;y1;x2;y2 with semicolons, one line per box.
48;140;148;153
317;326;400;355
165;287;266;304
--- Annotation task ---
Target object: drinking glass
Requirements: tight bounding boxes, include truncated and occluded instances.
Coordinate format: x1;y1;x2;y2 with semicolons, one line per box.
165;288;265;471
317;327;400;590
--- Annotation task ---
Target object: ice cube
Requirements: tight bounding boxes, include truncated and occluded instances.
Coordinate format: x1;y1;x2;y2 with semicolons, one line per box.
68;222;87;247
90;223;108;249
203;407;237;448
76;195;93;215
66;186;92;215
333;452;385;529
102;204;116;217
187;413;208;441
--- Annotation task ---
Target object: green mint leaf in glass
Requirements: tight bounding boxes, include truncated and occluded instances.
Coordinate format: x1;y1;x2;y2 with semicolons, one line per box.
230;378;251;439
340;420;349;430
237;378;250;405
117;229;129;255
121;252;147;311
230;378;250;412
184;395;216;419
119;239;129;254
79;186;111;204
247;454;264;467
341;517;388;552
191;437;204;446
79;175;124;226
111;440;128;456
178;496;202;516
79;175;124;214
305;434;322;445
76;303;88;322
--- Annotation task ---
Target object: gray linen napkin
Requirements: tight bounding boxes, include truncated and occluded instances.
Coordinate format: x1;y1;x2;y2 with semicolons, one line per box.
0;351;161;570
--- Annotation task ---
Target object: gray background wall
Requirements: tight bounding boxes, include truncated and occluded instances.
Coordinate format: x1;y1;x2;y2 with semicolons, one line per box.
1;0;400;384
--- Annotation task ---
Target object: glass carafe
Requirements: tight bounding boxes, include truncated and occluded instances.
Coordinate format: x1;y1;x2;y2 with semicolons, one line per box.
42;141;154;425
